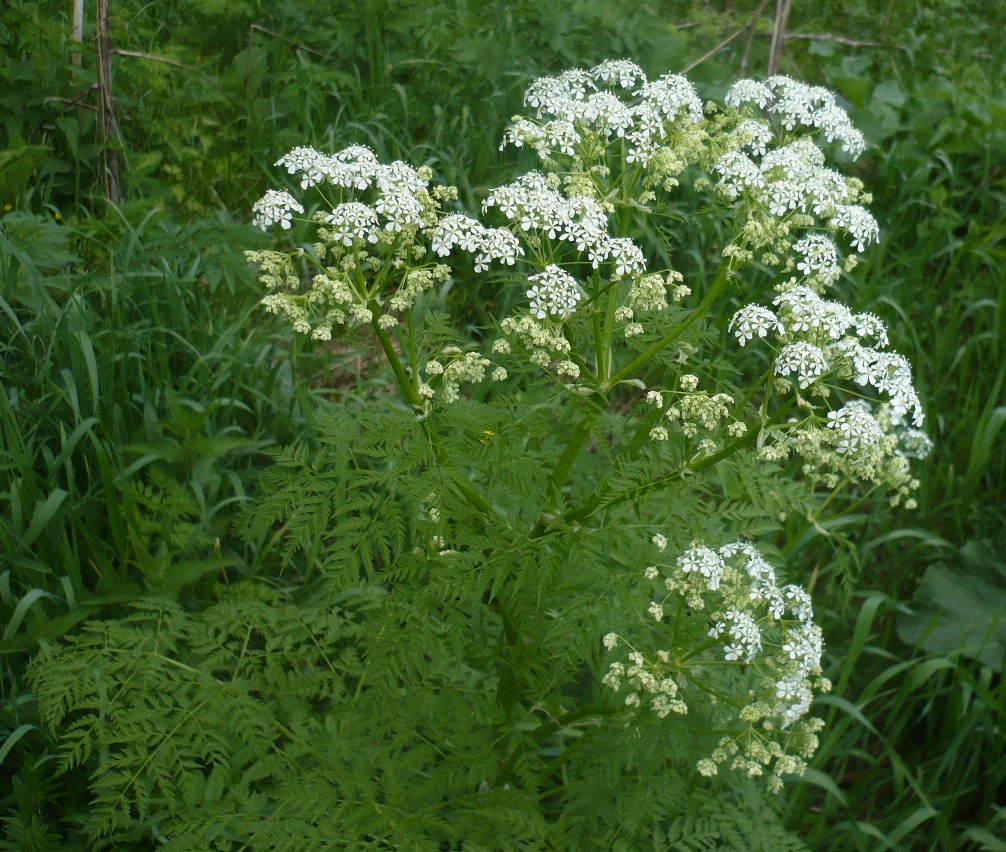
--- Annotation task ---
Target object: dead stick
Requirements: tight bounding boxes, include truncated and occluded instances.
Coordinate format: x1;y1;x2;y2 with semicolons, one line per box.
679;23;750;75
783;32;906;49
245;23;326;97
249;23;325;58
768;0;793;76
740;0;772;76
881;0;897;39
96;0;122;206
112;48;192;69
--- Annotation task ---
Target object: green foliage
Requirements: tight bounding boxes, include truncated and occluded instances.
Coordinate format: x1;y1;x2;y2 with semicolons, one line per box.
0;0;1004;848
26;521;813;847
788;592;1006;850
0;204;323;846
898;539;1006;671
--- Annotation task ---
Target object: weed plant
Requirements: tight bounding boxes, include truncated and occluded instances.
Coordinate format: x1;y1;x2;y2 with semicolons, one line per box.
0;0;1003;848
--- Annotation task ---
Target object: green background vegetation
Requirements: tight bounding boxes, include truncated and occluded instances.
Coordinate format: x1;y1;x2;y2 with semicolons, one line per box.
1;0;1003;848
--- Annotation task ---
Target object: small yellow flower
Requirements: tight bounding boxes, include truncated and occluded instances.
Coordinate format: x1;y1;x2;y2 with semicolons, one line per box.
478;430;494;445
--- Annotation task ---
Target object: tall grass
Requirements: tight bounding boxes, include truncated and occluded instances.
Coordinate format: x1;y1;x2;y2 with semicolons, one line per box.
0;205;335;841
787;592;1006;850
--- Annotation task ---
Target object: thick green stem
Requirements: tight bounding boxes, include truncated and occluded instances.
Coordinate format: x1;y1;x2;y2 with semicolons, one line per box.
370;311;498;520
371;311;423;408
598;277;620;382
606;260;732;390
554;395;797;530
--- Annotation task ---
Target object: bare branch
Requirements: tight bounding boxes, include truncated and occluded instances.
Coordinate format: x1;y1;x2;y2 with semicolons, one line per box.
783;32;907;50
740;0;773;76
768;0;793;76
112;48;192;70
249;23;325;58
679;23;749;75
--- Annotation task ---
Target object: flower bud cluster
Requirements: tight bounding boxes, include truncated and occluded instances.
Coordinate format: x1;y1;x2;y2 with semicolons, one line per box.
762;400;930;502
665;389;735;439
642;376;747;454
248;145;526;399
497;316;578;378
422;349;497;404
603;540;830;791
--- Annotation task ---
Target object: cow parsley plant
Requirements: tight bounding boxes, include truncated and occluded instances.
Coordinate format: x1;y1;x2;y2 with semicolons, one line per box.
243;59;931;826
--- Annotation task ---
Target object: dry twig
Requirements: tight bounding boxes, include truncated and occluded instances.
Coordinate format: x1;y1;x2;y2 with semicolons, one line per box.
768;0;793;76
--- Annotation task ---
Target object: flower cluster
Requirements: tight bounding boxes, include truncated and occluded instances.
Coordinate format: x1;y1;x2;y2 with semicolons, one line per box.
421;349;497;404
502;60;703;167
603;540;830;791
430;213;523;272
495;317;579;378
665;388;737;440
252;189;304;230
728;273;927;491
760;400;931;501
733;285;920;407
714;136;877;257
527;265;582;319
725;76;866;157
483;171;645;275
248;145;524;401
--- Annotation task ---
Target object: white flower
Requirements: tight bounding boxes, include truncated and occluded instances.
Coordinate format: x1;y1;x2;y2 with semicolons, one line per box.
714;151;765;199
725;79;773;109
322;202;380;246
252;190;304;231
730;305;783;346
827;405;885;459
526;265;582;319
590;59;646;90
793;235;842;286
775;341;829;389
830;204;880;251
430;213;482;256
732;119;774;157
677;545;725;591
715;610;762;662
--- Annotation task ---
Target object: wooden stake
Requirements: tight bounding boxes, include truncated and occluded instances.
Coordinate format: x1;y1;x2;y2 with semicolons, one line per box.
96;0;122;205
71;0;84;66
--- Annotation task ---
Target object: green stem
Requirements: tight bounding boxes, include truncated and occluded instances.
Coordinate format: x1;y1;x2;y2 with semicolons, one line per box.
370;310;499;520
679;634;727;663
606;260;732;390
545;394;604;510
592;279;605;378
370;309;422;407
599;275;619;383
404;306;419;383
555;395;798;529
528;703;623;743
